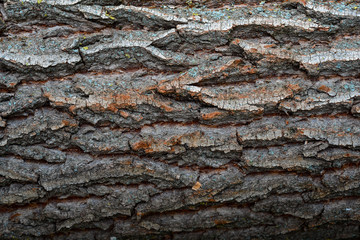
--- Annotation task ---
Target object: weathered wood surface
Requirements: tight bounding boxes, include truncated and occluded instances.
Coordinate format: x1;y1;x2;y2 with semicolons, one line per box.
1;0;360;239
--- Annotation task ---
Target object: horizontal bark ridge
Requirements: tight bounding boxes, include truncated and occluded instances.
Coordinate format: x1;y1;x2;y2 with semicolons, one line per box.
1;0;360;239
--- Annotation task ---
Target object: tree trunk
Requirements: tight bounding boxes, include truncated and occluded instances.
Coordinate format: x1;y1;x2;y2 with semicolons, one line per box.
1;0;360;239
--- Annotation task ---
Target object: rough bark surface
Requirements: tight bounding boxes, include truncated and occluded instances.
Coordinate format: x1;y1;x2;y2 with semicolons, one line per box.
1;0;360;239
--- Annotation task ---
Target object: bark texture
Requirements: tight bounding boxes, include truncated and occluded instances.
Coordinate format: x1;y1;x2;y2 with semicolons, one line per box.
1;0;360;239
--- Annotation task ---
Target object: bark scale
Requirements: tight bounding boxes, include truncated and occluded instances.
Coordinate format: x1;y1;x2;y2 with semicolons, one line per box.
0;0;360;239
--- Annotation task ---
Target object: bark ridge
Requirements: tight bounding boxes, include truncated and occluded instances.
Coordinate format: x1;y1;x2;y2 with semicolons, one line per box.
1;0;360;239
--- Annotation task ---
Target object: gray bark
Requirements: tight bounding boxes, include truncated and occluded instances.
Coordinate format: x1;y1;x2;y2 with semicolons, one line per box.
1;0;360;239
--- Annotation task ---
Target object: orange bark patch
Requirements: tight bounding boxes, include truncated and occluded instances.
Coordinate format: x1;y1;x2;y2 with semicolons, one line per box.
53;101;65;107
337;132;345;137
156;85;167;93
88;103;104;112
242;65;253;71
123;160;132;165
297;129;305;135
69;105;77;113
94;94;138;112
202;111;224;120
61;120;71;126
119;110;129;118
232;39;241;44
132;141;151;150
288;84;301;91
318;85;331;93
43;92;51;98
248;68;257;74
107;103;119;113
10;213;21;220
192;181;202;191
164;136;181;146
318;27;330;31
146;169;155;174
231;59;243;66
61;120;76;127
264;44;277;48
114;94;131;102
249;48;258;53
214;219;231;225
99;146;114;151
159;103;175;112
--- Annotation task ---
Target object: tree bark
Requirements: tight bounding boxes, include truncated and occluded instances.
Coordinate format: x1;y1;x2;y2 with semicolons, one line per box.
1;0;360;239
